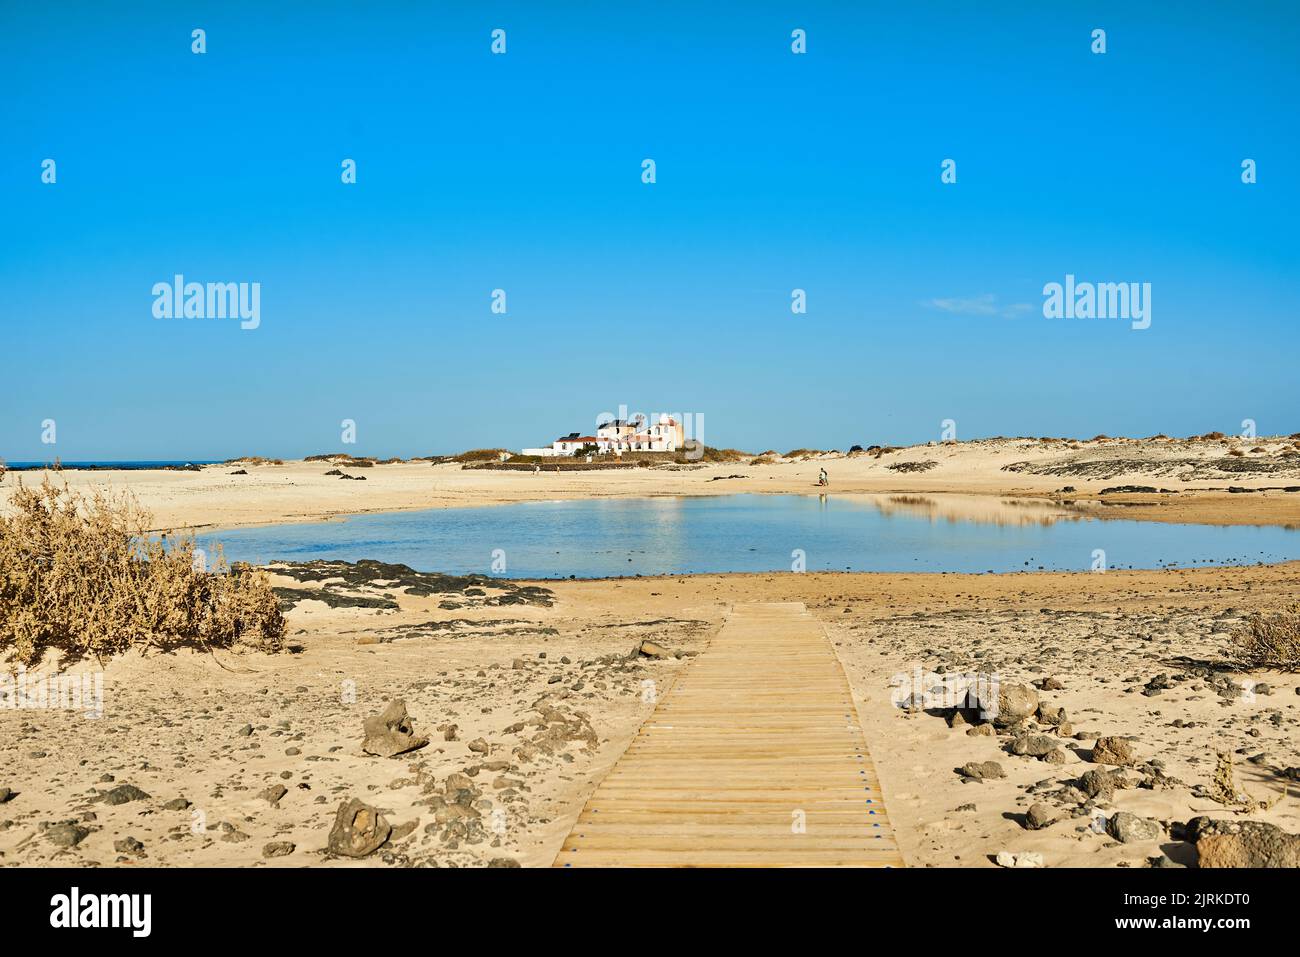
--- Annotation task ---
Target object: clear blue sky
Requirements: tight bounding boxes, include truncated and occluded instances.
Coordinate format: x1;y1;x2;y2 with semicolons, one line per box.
2;1;1297;460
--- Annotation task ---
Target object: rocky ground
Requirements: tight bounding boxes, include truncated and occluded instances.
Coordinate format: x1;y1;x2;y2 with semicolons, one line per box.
1;561;1297;868
0;563;714;868
831;604;1300;867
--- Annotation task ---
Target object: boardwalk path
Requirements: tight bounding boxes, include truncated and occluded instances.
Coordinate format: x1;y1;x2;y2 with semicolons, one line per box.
554;602;903;867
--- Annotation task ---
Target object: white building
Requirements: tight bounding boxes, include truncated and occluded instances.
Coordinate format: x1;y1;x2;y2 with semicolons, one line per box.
521;414;686;457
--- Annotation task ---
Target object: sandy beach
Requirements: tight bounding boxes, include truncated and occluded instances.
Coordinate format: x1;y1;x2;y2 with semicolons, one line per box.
5;435;1300;533
2;436;1298;869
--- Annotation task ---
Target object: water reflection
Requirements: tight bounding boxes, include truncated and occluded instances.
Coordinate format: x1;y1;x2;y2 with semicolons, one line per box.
198;493;1300;578
859;493;1086;527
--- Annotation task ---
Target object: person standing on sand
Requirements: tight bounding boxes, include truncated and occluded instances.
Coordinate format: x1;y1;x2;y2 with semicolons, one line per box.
818;467;828;487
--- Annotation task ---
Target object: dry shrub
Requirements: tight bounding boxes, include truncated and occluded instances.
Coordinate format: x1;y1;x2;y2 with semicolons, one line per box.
0;458;6;483
1229;602;1300;671
452;448;509;462
0;479;283;664
1208;751;1284;813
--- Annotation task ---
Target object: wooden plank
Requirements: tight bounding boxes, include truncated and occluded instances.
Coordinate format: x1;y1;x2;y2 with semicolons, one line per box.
553;602;904;868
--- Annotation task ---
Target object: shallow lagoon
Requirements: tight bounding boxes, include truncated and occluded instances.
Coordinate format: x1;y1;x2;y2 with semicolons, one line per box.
196;493;1300;579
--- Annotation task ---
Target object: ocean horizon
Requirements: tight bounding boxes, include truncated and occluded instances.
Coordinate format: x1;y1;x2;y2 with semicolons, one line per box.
3;461;220;471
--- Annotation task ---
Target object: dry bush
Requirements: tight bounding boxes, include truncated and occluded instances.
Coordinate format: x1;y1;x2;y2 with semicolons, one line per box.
0;479;283;664
452;448;509;462
223;456;283;466
0;458;6;483
677;445;749;464
1209;751;1283;813
1229;603;1300;671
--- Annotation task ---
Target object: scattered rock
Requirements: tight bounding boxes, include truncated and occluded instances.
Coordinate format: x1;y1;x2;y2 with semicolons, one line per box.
958;761;1005;781
258;784;288;805
46;823;90;848
1025;803;1055;830
114;836;145;855
97;784;151;806
262;841;296;858
327;798;392;858
982;681;1039;728
995;850;1044;868
1036;704;1066;726
635;640;674;659
1091;736;1137;767
1106;811;1161;844
1190;818;1300;868
1011;734;1058;758
1078;769;1115;800
361;699;429;758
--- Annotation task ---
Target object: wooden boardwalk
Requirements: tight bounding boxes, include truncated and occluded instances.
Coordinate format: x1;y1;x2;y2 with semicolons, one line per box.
554;602;903;867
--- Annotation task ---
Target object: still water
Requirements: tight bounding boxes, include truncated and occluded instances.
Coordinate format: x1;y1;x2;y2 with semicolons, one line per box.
195;493;1300;579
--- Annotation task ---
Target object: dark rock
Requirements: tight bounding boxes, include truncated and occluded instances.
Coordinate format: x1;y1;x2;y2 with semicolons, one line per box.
1025;803;1055;830
97;784;151;806
1011;734;1058;757
46;823;90;848
1079;769;1115;799
259;784;288;805
1107;811;1161;844
1190;818;1300;868
328;798;391;858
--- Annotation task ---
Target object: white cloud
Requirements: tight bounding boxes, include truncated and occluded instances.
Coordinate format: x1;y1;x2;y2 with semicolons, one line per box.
924;294;1030;319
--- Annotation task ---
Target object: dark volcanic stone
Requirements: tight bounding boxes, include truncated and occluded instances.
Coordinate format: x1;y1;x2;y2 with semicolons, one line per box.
97;784;151;806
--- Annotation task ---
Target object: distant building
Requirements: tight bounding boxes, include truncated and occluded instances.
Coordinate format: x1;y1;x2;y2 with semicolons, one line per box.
521;415;685;457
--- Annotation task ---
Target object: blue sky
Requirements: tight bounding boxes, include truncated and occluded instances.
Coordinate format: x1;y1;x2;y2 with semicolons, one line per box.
2;1;1297;460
